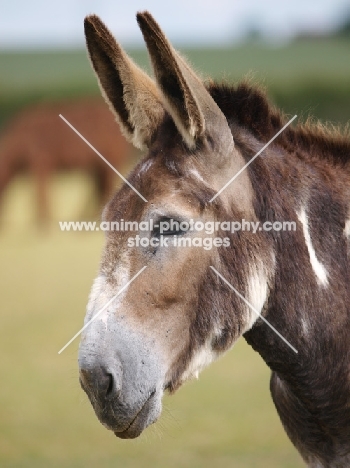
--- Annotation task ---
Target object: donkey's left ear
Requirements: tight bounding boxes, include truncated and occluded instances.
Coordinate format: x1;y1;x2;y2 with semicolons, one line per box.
136;11;234;153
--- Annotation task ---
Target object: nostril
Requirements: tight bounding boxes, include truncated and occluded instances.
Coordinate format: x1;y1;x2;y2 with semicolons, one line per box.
105;372;115;397
97;367;119;398
79;365;121;400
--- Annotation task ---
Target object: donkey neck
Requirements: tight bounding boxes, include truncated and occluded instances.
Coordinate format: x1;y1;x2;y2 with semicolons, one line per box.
240;139;350;459
242;135;350;371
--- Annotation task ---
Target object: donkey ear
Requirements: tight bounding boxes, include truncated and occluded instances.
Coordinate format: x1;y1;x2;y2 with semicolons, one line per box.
84;15;165;150
136;11;233;152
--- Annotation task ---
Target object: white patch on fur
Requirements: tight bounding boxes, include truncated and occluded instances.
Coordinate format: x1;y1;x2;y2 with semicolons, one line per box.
297;208;328;287
138;159;154;175
245;268;268;332
344;219;350;238
189;168;205;184
301;318;309;336
85;257;131;327
85;275;106;318
180;339;218;382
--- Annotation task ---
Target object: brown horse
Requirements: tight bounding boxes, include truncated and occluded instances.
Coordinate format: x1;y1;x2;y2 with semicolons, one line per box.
0;98;132;223
78;13;350;467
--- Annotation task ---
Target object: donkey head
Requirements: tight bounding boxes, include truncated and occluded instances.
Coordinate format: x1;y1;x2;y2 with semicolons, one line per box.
78;12;273;439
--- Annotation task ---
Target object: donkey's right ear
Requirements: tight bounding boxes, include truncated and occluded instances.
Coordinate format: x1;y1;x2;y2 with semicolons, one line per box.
84;15;164;150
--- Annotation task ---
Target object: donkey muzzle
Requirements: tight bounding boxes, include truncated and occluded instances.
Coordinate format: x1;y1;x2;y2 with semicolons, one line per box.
78;321;165;438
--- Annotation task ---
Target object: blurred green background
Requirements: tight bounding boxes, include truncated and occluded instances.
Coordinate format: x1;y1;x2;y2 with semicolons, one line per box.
2;35;350;127
1;16;349;468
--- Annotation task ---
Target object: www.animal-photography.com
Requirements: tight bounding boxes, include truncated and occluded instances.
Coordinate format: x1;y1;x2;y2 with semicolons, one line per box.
1;1;350;467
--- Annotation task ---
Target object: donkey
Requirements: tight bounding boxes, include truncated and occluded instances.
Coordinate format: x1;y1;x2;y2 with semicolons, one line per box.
78;12;350;467
0;98;131;223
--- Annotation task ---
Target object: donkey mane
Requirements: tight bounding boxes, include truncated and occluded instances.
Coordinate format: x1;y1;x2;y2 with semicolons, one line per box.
146;81;350;185
208;81;350;168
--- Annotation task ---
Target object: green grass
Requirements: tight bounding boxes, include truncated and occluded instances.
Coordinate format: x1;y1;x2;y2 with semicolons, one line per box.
2;38;350;91
0;176;304;467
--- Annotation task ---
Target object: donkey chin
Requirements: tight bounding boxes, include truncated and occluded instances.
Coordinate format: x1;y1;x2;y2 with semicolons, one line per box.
80;380;162;440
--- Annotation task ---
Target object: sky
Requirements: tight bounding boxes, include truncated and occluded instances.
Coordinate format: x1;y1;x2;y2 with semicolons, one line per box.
1;0;350;49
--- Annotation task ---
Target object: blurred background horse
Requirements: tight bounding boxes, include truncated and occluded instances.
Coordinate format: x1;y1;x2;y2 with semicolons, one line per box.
0;98;133;224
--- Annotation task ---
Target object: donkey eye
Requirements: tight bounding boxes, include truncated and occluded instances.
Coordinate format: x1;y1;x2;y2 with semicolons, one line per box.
153;217;188;237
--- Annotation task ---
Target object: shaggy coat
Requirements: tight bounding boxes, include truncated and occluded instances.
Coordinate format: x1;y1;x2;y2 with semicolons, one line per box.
78;12;350;467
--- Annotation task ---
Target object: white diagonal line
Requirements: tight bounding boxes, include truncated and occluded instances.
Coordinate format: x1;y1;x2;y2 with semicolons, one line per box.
59;114;148;203
58;266;147;354
210;115;297;202
210;266;298;354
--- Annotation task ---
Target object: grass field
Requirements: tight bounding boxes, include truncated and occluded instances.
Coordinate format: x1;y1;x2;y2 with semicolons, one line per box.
1;37;350;126
0;176;305;468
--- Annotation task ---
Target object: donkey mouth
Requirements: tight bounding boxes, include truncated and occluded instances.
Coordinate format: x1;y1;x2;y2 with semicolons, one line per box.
79;374;161;438
113;389;159;439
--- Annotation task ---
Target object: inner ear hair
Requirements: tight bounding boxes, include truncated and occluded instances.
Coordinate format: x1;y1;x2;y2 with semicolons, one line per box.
84;16;133;134
84;15;164;149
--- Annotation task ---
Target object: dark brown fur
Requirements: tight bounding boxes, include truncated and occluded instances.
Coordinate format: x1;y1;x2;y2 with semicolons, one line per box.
104;83;350;464
193;84;350;464
81;12;350;465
